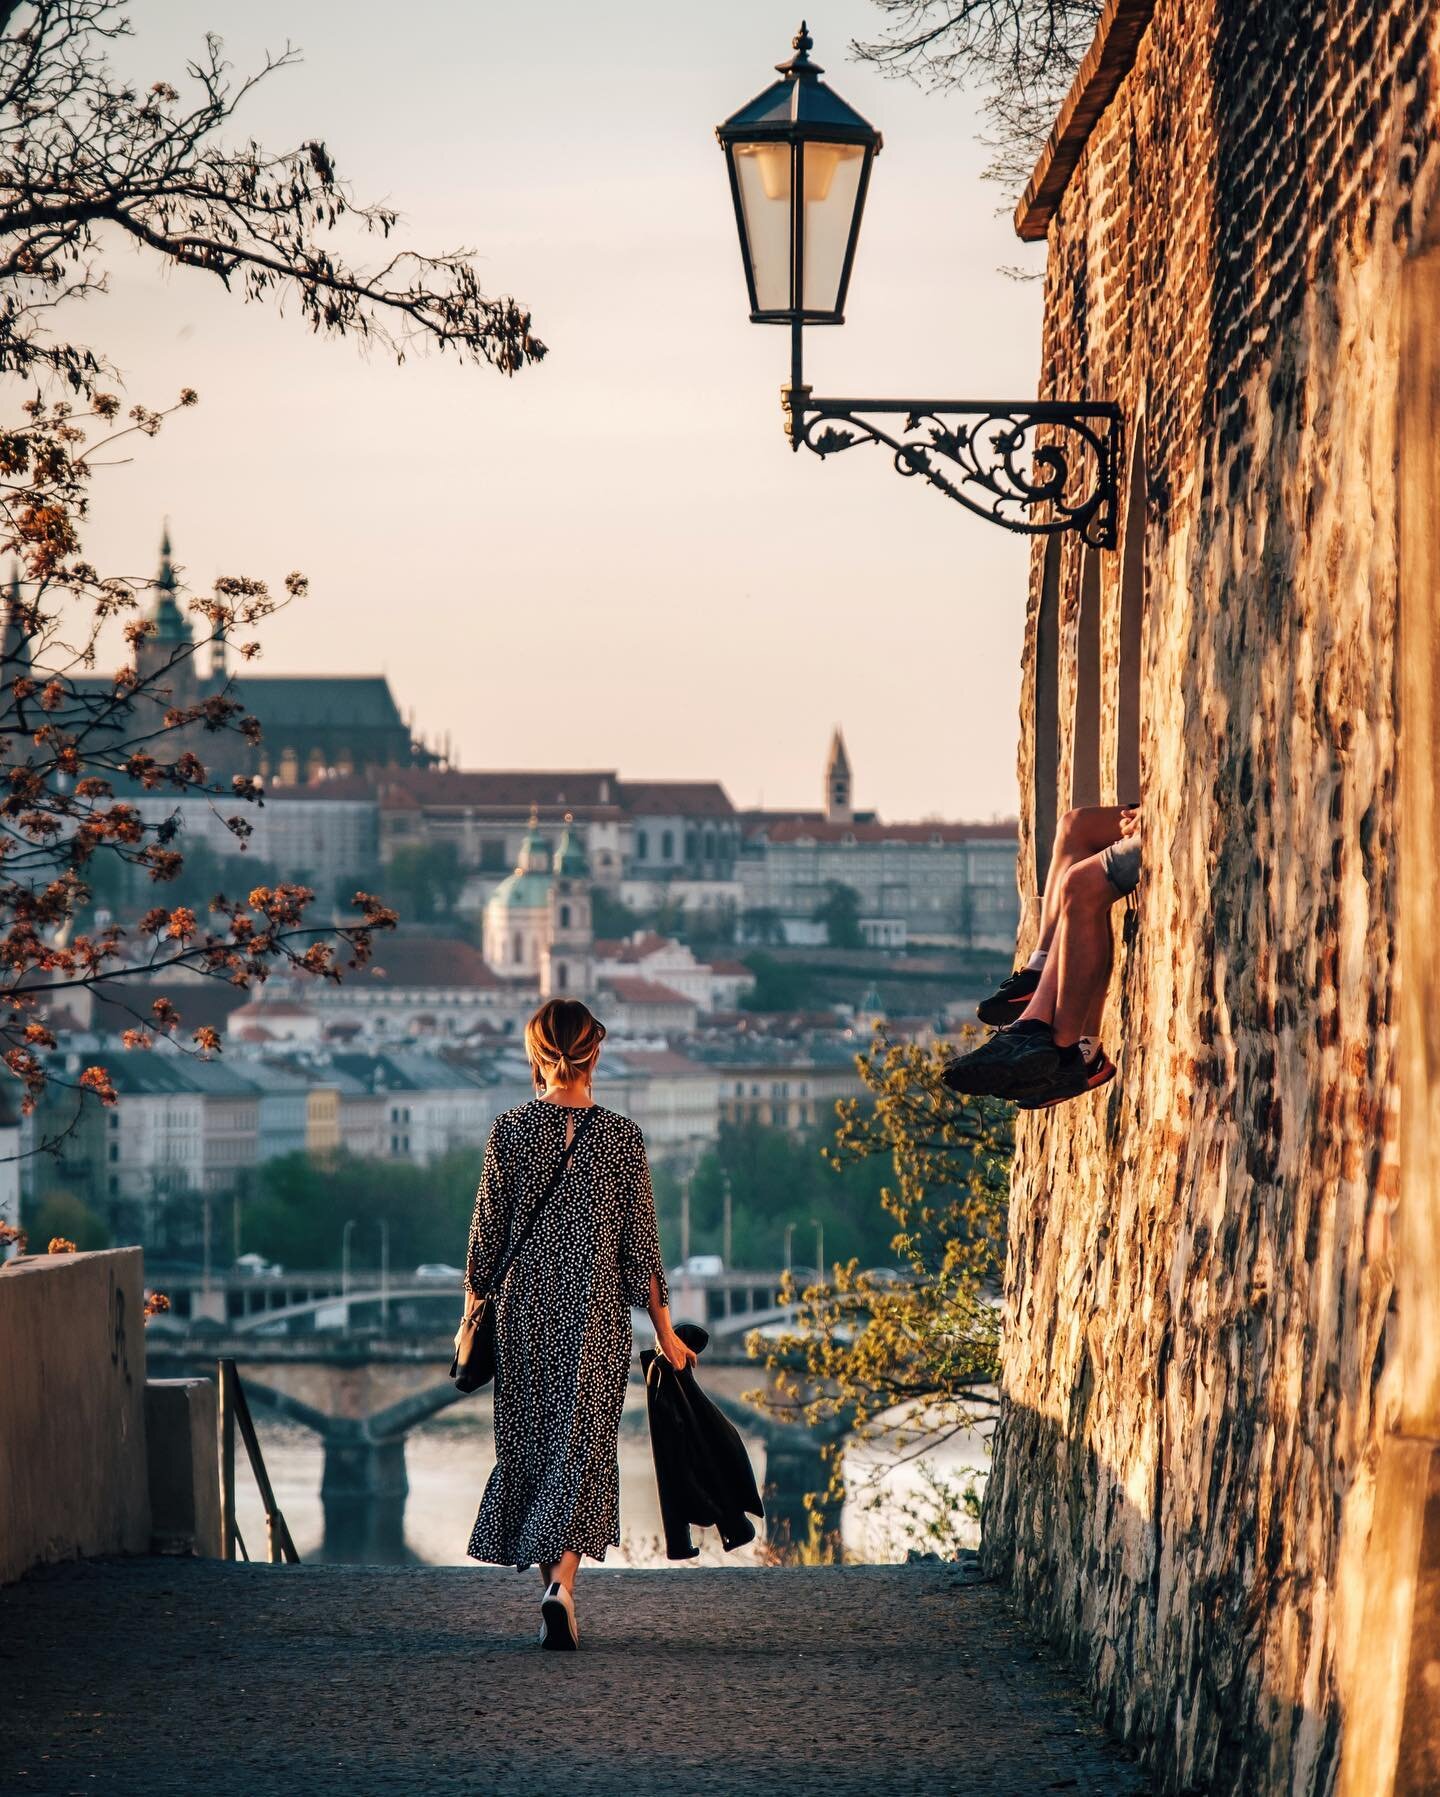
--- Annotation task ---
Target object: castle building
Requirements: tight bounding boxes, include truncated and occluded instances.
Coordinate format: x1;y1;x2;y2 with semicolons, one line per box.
95;531;436;787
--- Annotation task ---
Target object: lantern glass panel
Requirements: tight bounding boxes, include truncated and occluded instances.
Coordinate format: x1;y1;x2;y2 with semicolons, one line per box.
733;142;793;313
801;142;866;314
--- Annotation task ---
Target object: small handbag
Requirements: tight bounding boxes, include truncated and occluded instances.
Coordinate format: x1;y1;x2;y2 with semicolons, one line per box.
451;1110;595;1394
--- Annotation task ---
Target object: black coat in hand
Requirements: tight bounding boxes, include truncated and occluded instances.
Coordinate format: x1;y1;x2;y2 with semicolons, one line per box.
640;1321;764;1559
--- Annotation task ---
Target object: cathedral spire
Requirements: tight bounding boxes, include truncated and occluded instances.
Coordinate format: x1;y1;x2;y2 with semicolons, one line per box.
147;523;192;648
517;803;549;874
2;560;30;680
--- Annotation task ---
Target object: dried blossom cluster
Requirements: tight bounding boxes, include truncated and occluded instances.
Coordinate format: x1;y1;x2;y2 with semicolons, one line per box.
0;1;540;1149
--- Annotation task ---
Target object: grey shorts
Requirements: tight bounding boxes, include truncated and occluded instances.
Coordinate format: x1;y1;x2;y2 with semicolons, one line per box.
1099;835;1141;897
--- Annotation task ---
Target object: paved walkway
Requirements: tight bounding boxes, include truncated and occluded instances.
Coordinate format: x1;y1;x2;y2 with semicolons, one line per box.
2;1559;1149;1795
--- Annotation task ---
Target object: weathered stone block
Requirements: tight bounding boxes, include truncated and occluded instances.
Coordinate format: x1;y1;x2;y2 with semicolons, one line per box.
145;1378;220;1559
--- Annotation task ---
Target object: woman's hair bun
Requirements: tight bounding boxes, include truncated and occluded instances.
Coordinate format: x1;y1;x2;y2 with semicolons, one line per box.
525;999;605;1084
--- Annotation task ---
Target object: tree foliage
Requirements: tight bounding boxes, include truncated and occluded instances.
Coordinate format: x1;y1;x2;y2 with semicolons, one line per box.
244;1145;484;1273
651;1119;896;1273
852;0;1101;193
0;0;546;390
814;879;863;950
748;1030;1012;1521
0;2;541;1136
377;843;465;925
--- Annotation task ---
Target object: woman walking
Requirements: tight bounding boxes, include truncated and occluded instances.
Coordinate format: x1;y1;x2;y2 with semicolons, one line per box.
462;997;696;1649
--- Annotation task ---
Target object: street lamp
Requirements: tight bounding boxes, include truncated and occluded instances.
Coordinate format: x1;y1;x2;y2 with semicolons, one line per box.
717;23;1121;545
717;22;880;333
810;1216;825;1289
783;1220;796;1277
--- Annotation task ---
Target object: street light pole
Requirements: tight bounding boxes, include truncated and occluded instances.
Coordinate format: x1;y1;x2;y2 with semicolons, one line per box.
722;1173;733;1270
680;1172;691;1266
783;1220;796;1277
378;1218;390;1332
811;1216;825;1288
341;1217;356;1326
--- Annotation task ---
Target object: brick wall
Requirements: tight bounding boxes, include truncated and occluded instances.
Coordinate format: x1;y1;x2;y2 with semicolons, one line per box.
983;4;1440;1792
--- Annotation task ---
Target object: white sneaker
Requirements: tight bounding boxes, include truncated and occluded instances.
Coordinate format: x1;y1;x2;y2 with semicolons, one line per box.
539;1580;578;1651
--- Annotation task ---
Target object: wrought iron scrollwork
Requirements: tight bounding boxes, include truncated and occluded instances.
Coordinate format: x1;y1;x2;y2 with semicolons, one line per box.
784;391;1123;547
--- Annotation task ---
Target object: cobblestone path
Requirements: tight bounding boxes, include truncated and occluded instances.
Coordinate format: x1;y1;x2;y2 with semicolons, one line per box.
2;1558;1150;1795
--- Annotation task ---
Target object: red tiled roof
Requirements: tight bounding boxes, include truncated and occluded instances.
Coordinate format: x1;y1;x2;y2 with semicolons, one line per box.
90;979;251;1036
761;820;1019;845
610;1049;709;1076
377;769;622;812
616;781;735;819
283;768;626;814
601;976;695;1008
594;931;672;964
370;935;502;989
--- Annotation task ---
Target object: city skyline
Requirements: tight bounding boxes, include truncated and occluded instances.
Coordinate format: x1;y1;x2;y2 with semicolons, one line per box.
71;0;1045;825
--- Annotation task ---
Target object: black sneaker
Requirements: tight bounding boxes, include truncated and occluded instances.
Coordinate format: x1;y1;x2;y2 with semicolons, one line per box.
1015;1046;1117;1110
942;1022;1060;1097
976;967;1041;1027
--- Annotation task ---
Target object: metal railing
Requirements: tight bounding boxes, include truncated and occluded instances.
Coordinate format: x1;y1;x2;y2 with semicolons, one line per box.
217;1358;300;1564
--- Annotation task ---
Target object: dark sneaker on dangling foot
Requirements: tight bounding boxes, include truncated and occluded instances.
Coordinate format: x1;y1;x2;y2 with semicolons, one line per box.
1015;1046;1117;1111
976;966;1042;1027
942;1021;1060;1097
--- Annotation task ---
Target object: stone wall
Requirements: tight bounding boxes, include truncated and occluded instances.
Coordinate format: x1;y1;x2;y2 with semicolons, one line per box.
981;4;1440;1793
0;1250;150;1582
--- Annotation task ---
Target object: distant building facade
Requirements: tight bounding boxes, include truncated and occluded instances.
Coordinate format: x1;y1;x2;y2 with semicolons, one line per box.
739;820;1020;950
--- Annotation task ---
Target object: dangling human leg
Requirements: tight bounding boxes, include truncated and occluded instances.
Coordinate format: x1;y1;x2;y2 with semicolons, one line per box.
976;806;1127;1025
945;847;1129;1100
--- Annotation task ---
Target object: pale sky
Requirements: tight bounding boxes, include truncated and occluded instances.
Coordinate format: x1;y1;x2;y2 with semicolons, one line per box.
79;0;1047;820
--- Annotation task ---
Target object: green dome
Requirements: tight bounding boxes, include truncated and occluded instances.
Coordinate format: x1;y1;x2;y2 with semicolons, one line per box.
488;869;553;911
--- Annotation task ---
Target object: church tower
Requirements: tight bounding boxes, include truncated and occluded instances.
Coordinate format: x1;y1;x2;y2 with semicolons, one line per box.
1;562;31;685
0;563;32;760
136;527;196;693
825;727;854;824
542;814;594;999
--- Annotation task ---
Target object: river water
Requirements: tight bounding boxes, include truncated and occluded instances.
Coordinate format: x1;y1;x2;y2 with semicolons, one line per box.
233;1385;989;1568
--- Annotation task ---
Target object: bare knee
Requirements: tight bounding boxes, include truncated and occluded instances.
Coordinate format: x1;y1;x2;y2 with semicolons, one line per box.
1060;857;1116;911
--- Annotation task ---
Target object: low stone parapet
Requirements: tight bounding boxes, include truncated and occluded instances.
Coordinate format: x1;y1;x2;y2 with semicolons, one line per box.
0;1248;150;1583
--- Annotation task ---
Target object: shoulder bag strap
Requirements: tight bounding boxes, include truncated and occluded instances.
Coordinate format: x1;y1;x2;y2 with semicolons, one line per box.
487;1108;596;1297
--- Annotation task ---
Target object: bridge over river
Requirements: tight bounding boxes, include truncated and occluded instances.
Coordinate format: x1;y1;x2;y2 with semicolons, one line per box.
146;1274;838;1561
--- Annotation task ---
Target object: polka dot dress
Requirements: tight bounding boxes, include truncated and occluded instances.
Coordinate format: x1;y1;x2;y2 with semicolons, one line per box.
464;1100;668;1570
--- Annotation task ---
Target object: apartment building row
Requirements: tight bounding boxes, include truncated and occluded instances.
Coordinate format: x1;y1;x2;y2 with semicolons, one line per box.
23;1034;867;1250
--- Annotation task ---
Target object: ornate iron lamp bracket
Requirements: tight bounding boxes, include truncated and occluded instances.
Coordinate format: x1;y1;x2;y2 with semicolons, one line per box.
782;383;1123;548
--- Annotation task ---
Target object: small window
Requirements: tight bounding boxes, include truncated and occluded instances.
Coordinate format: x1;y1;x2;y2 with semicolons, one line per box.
662;829;675;860
1032;536;1062;894
636;829;649;861
557;962;568;990
1115;435;1147;805
559;903;571;929
1071;546;1102;808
